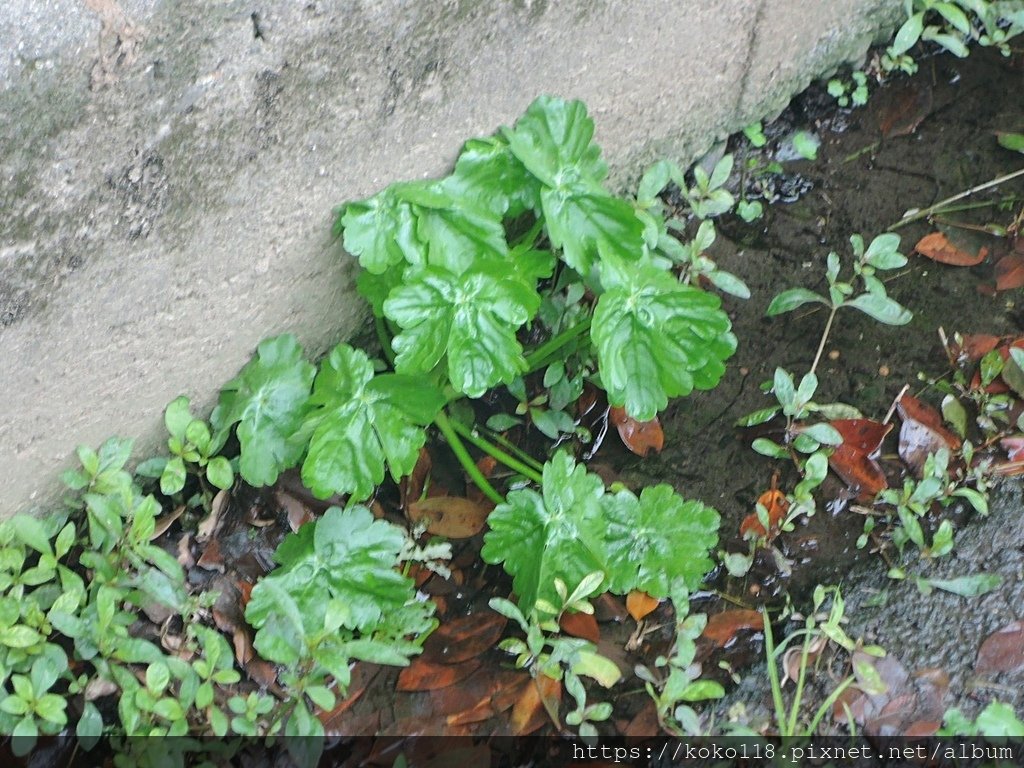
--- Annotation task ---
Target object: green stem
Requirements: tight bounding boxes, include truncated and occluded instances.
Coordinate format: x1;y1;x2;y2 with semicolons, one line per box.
484;428;545;473
763;612;790;737
525;318;593;373
787;628;813;737
513;218;545;249
451;420;544;484
375;316;396;367
434;411;504;505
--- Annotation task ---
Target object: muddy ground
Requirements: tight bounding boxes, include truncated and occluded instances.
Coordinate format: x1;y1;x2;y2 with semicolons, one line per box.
613;45;1024;730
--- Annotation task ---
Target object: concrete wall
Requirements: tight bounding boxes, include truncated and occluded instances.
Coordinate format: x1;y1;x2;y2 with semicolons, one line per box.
0;0;900;518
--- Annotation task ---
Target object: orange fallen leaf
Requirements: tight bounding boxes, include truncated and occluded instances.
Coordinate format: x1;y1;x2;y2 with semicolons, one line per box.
560;611;600;643
827;419;893;498
915;232;987;266
740;488;789;539
995;253;1024;291
397;658;482;692
420;610;507;666
407;496;492;539
402;447;433;509
510;674;561;735
609;407;664;457
625;590;659;622
701;609;763;648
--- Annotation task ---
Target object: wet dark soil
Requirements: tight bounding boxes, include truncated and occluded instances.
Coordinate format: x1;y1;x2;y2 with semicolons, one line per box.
615;46;1024;730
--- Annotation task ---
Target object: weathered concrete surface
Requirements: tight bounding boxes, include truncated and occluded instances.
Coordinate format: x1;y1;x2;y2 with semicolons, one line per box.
0;0;901;518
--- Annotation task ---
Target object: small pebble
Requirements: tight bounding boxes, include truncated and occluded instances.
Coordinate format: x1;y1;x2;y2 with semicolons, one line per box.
879;365;890;376
828;349;840;360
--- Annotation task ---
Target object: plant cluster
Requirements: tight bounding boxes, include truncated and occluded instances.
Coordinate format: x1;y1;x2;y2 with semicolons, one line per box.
3;96;748;754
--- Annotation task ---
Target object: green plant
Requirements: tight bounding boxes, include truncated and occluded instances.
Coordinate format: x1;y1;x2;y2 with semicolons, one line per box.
763;586;884;737
940;700;1024;736
634;584;726;736
136;396;234;500
873;447;987;556
491;572;620;738
884;0;1024;73
827;71;869;108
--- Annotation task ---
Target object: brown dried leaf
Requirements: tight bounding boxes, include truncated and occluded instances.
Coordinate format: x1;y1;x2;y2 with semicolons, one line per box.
827;419;892;498
319;664;380;731
407;496;491;539
510;674;561;736
232;628;253;666
915;232;987;266
420;610;507;665
975;620;1024;676
879;80;932;137
625;591;659;622
196;538;226;573
397;658;482;693
622;701;661;737
197;489;228;542
559;611;600;643
402;447;433;509
996;254;1024;291
953;333;1001;363
702;609;763;648
274;489;313;533
151;505;184;541
609;407;664;457
897;393;961;475
176;533;195;568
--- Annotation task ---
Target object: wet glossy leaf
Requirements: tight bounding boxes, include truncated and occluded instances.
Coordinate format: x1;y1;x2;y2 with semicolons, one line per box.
914;232;987;266
213;334;316;487
384;260;539;397
407;496;491;539
504;97;644;274
301;344;444;500
594;259;735;420
609;407;664;456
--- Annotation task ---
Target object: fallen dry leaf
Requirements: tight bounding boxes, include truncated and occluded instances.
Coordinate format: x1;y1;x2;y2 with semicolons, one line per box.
995;253;1024;291
897;393;961;475
196;538;226;573
783;634;828;686
232;628;253;666
952;333;1001;363
879;80;932;137
740;488;789;539
419;610;507;666
827;419;892;498
402;447;433;510
407;496;491;539
397;658;482;692
197;489;229;542
560;611;600;643
621;700;661;737
319;664;380;733
701;609;763;648
915;232;987;266
609;407;664;457
1001;436;1024;462
975;620;1024;676
274;489;313;533
625;591;659;622
510;674;561;735
151;505;185;541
